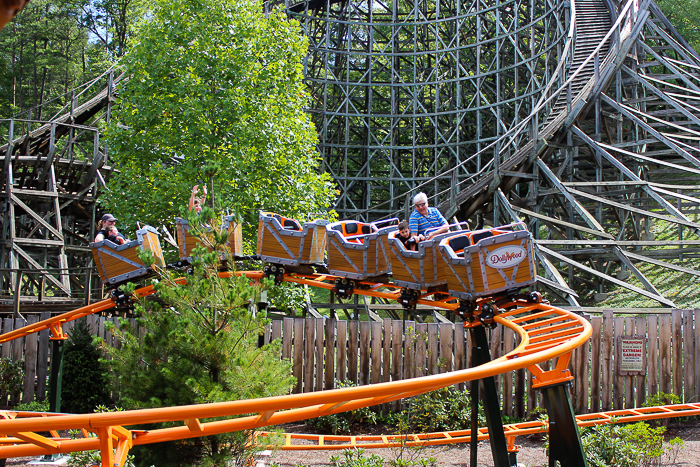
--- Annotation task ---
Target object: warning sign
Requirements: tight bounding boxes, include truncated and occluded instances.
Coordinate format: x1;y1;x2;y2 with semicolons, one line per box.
617;336;646;375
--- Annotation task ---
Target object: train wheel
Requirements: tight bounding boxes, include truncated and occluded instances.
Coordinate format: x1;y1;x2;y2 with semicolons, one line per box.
479;303;498;328
333;278;354;299
528;291;543;303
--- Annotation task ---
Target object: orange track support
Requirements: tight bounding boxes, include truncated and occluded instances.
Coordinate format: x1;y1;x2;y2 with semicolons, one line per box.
0;272;592;464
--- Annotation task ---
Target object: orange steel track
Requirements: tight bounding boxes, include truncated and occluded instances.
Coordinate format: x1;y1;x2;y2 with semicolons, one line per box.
256;403;700;451
0;271;594;465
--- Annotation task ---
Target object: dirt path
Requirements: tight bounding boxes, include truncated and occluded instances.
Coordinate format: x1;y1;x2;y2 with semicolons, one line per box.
267;421;700;466
4;422;700;466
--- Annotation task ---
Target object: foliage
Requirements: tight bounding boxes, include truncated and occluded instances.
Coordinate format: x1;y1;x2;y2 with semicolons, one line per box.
401;387;484;433
643;391;681;408
61;318;112;413
14;400;49;412
327;448;438;467
308;381;378;435
104;228;295;466
0;357;23;405
643;392;684;428
329;449;386;467
263;279;311;315
72;0;147;58
67;406;136;467
103;0;336;237
656;0;700;53
579;421;683;467
0;0;116;129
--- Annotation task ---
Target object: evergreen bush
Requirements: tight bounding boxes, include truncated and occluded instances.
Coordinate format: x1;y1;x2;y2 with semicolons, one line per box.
61;318;111;414
106;214;295;466
0;357;23;406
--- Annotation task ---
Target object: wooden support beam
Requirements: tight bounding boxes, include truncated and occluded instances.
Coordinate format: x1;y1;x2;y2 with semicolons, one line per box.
537;245;675;307
566;187;700;230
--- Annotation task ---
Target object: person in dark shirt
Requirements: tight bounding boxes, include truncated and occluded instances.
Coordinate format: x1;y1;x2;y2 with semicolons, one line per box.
396;220;421;251
94;214;128;244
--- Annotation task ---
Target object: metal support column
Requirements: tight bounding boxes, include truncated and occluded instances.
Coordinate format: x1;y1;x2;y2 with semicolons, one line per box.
540;381;587;467
48;339;64;413
470;325;515;467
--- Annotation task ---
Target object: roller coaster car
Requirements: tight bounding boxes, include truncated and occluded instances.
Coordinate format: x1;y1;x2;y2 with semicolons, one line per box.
256;212;328;267
326;220;396;280
91;225;166;286
386;229;463;291
438;223;536;301
222;215;244;258
176;217;205;262
176;216;244;262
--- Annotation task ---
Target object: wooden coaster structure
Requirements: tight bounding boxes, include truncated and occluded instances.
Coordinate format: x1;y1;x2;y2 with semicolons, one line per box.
0;71;121;314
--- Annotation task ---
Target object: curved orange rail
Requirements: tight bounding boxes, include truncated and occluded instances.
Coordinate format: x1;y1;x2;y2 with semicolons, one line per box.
0;272;591;466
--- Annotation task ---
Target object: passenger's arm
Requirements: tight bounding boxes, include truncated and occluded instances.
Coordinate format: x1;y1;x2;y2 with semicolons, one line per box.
426;225;449;240
188;185;199;211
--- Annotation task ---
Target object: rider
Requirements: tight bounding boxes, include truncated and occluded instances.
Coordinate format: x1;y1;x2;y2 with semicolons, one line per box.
408;192;449;243
396;220;421;251
189;184;208;213
94;214;128;244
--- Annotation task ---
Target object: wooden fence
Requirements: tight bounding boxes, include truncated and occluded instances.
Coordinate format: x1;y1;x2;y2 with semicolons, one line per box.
2;310;699;418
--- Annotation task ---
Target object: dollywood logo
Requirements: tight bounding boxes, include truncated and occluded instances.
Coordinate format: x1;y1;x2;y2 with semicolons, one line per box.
486;245;527;269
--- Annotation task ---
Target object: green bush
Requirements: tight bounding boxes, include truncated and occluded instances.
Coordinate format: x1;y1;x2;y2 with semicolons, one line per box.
329;449;385;467
0;357;23;405
643;392;681;408
309;381;378;434
327;448;438;467
61;318;112;413
643;392;683;427
401;387;484;433
14;400;48;412
580;421;683;467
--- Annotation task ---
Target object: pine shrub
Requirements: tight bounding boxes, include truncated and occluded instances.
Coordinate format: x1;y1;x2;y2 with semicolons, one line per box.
61;318;111;413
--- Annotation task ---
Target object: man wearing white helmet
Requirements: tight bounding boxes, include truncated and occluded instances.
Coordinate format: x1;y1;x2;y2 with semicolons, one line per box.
408;192;449;242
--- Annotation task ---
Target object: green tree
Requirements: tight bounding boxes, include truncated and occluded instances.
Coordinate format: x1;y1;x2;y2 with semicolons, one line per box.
103;0;336;235
61;318;112;413
73;0;147;58
656;0;700;53
105;218;295;466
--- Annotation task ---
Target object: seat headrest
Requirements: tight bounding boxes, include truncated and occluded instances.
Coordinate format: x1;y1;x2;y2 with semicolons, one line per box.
345;223;359;235
470;231;494;244
448;235;471;252
283;219;301;230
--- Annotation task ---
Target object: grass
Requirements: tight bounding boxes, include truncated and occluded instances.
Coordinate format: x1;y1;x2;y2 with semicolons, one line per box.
580;217;700;309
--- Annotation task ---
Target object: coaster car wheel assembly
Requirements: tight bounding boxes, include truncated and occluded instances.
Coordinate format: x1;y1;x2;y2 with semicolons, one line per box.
333;278;355;299
263;264;286;284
